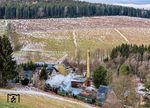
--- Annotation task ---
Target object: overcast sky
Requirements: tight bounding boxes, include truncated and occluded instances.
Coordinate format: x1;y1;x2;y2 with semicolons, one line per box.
80;0;150;4
79;0;150;9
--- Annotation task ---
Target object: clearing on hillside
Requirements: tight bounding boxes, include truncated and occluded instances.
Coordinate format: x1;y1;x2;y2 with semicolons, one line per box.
1;16;150;63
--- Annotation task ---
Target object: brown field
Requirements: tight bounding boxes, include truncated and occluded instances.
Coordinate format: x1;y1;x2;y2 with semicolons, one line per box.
1;16;150;62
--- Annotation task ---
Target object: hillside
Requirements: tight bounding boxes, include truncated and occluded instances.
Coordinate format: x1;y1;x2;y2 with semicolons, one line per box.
1;16;150;63
0;89;92;108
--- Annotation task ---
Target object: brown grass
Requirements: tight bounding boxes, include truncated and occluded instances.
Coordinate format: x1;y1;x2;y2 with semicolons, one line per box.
0;93;86;108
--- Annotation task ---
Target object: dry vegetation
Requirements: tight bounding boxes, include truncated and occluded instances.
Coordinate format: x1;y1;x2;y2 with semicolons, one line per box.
0;92;87;108
1;16;150;63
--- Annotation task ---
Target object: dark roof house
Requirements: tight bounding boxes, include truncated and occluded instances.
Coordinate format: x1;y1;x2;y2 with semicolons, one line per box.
96;85;111;102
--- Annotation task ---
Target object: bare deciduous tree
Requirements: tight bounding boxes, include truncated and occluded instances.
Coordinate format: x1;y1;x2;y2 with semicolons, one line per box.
111;75;138;107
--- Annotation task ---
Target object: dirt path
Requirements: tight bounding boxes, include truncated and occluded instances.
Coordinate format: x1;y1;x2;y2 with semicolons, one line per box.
0;89;93;108
56;53;68;64
114;28;130;44
73;31;78;48
73;31;78;57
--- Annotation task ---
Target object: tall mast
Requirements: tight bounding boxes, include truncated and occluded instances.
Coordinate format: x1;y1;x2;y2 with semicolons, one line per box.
86;49;90;79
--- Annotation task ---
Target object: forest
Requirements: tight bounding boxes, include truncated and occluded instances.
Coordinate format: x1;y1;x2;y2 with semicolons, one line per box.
106;44;150;81
0;0;150;19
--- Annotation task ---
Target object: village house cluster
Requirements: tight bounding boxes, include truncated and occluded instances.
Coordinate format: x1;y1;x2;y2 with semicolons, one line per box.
19;50;112;106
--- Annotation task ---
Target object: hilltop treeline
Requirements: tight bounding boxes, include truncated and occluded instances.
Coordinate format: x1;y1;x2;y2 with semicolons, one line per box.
0;0;150;19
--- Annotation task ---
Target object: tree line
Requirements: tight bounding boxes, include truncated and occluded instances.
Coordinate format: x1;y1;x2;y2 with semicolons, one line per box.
110;44;150;59
0;0;150;19
108;43;150;83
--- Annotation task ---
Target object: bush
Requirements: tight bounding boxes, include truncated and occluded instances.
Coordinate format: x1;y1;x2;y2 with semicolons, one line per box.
118;64;130;75
39;68;48;80
20;61;37;71
21;78;29;85
145;80;150;90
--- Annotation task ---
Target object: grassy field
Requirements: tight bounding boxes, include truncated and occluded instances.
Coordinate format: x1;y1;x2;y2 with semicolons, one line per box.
18;27;150;60
0;93;86;108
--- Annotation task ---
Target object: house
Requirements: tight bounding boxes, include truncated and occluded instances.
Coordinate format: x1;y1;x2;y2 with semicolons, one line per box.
34;61;46;66
46;64;55;70
45;74;65;89
58;74;91;97
59;73;74;92
69;87;83;96
54;64;68;75
71;77;90;88
47;67;58;78
96;85;111;105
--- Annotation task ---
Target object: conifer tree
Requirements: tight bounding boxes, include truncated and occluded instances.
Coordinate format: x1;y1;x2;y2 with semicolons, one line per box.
93;65;108;88
0;35;17;86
